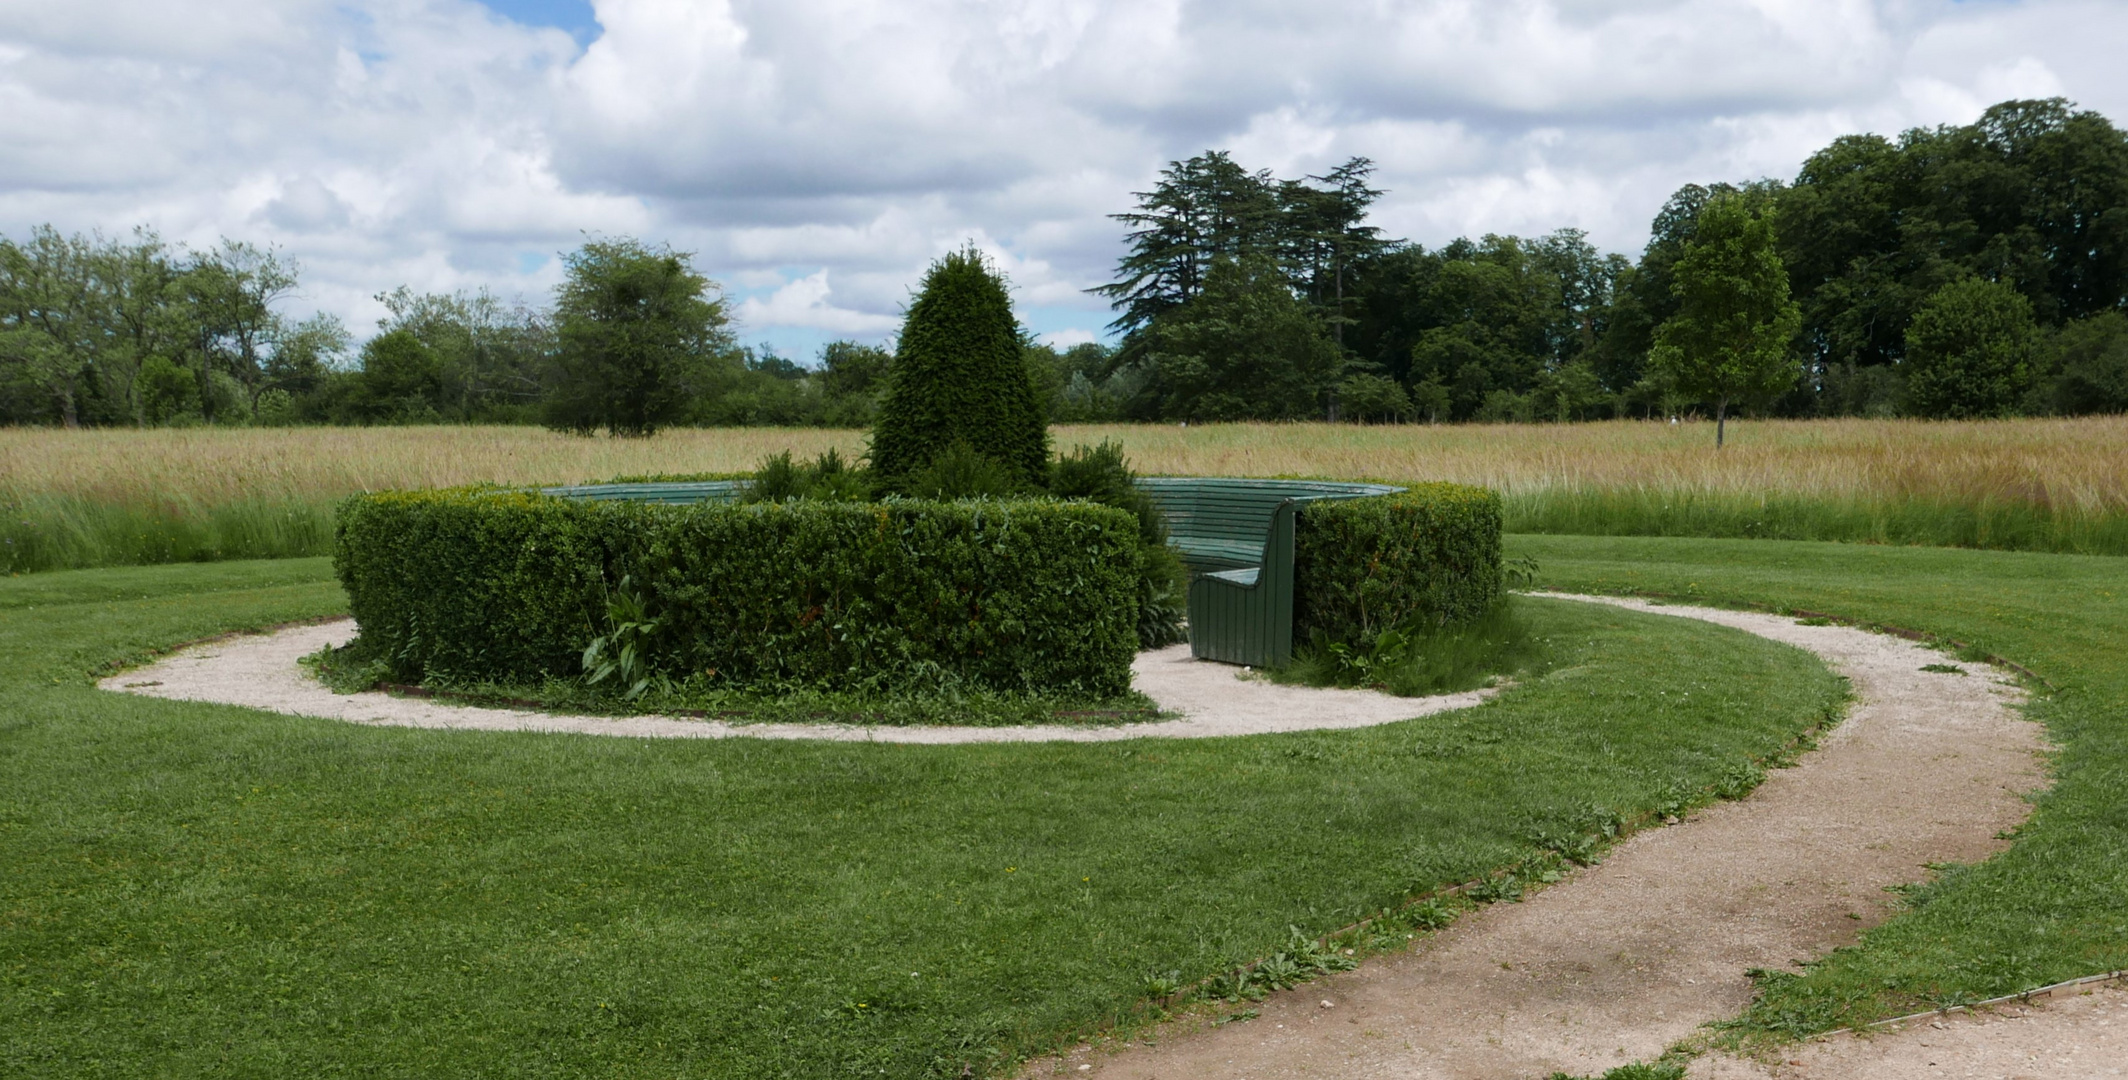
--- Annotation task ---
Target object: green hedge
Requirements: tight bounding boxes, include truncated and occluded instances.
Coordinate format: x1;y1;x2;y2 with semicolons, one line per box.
334;489;1141;697
1292;483;1503;643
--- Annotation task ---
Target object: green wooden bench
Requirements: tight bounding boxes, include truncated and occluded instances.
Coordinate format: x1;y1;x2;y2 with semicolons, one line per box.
1135;478;1403;667
538;481;744;504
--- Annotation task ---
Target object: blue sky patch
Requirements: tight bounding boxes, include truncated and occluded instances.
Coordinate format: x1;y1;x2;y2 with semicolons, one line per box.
481;0;599;41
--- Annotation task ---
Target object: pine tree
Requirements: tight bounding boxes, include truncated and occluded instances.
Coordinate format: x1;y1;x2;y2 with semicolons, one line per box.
869;247;1049;487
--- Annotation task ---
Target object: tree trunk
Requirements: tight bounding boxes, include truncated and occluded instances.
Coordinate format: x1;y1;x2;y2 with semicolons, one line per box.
1716;397;1728;447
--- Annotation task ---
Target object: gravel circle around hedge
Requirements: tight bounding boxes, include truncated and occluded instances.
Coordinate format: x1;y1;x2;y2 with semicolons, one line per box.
100;618;1499;742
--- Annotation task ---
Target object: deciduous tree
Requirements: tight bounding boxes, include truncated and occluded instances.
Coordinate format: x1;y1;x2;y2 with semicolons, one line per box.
544;238;736;437
1648;195;1802;445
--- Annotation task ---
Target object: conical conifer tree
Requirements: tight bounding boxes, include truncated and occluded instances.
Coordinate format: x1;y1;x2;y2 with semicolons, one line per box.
869;247;1050;487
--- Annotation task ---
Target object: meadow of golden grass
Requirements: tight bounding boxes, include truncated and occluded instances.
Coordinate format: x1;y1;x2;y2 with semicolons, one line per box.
4;416;2126;570
9;417;2128;508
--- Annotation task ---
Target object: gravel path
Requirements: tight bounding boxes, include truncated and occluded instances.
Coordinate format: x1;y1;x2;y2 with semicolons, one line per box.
99;619;1494;743
1031;597;2050;1079
1696;983;2126;1079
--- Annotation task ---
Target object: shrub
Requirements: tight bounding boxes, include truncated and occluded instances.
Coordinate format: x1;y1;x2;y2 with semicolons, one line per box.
1292;482;1503;645
743;448;871;503
903;441;1026;500
1050;440;1187;647
867;247;1050;488
334;488;1140;698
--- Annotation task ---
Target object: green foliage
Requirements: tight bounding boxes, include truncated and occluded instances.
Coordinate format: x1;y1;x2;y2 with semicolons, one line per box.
1338;372;1412;422
135;353;198;425
1049;440;1188;648
1292;483;1505;646
1143;255;1345;420
1904;278;2044;419
2048;311;2128;415
1278;600;1544;697
1547;1063;1686;1080
578;574;668;701
1648;195;1803;444
543;238;737;437
743;447;872;503
868;247;1050;488
902;441;1028;500
333;486;1140;697
345;328;445;423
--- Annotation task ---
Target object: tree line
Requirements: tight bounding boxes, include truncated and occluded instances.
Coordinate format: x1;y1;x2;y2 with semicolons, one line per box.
1093;97;2128;425
5;96;2124;431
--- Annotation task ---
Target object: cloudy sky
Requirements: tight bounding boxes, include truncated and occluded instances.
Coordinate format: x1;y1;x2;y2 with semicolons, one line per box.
2;0;2121;361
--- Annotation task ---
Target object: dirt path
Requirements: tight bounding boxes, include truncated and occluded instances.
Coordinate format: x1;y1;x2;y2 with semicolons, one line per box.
1695;983;2127;1079
99;619;1494;743
1033;597;2049;1079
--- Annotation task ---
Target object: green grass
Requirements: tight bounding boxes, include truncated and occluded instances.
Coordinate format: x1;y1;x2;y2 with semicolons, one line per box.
0;562;1840;1077
1505;489;2128;556
0;493;335;574
1270;598;1549;696
1517;533;2128;1039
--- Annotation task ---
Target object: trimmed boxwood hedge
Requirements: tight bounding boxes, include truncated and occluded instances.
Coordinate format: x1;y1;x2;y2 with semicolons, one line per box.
334;488;1141;697
1292;482;1503;644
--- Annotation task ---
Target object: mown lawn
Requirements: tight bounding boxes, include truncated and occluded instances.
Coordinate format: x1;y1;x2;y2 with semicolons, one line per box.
1518;534;2128;1036
0;557;1839;1077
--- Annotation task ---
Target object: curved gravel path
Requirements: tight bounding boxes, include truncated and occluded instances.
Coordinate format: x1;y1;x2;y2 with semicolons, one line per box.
1032;596;2050;1080
98;618;1495;743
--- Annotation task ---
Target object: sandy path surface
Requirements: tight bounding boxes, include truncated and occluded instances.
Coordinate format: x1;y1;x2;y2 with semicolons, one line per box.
99;619;1493;743
1695;983;2127;1079
1032;597;2050;1080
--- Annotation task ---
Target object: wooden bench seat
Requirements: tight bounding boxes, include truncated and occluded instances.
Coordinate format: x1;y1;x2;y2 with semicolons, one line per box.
1135;478;1402;666
539;481;744;504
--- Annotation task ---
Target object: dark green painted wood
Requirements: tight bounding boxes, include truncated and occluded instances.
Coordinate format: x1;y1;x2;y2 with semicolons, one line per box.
540;481;745;504
1136;478;1402;667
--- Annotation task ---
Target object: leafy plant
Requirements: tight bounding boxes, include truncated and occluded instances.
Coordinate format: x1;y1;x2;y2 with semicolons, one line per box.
1052;440;1187;649
744;448;871;504
1547;1062;1686;1080
902;441;1026;500
581;575;664;701
1464;874;1523;904
1326;625;1415;686
1276;598;1545;697
1504;554;1541;589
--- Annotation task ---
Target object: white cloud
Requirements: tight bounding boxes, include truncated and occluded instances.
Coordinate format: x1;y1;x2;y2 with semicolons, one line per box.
1040;328;1099;349
2;0;2124;354
735;269;899;334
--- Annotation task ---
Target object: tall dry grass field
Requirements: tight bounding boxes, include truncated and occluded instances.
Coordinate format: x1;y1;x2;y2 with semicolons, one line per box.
5;417;2126;571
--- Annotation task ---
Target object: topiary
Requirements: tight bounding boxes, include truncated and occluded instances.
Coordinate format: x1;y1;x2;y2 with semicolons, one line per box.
869;246;1050;489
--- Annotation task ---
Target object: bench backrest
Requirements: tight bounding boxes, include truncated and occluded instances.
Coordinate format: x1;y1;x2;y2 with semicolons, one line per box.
540;481;745;504
1135;477;1403;564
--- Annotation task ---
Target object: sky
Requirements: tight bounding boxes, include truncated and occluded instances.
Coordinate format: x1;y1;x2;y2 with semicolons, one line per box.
2;0;2123;363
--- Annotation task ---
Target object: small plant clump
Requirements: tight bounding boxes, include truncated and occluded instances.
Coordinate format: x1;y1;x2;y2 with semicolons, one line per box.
1270;598;1547;697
